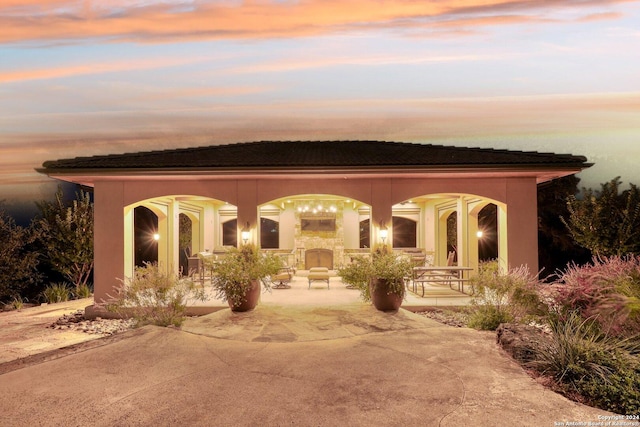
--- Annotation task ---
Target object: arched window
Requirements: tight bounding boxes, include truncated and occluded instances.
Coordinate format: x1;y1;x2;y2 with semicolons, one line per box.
392;216;417;248
222;219;237;247
260;218;279;249
447;212;457;256
134;206;158;267
359;218;370;248
478;204;498;261
178;213;192;275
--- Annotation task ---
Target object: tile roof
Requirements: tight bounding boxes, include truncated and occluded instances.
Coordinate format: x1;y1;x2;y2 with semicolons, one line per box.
41;140;590;172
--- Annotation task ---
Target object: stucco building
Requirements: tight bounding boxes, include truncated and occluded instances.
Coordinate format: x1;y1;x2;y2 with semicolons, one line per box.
38;140;591;309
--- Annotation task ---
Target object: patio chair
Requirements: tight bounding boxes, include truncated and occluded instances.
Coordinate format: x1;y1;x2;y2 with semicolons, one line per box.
271;266;295;289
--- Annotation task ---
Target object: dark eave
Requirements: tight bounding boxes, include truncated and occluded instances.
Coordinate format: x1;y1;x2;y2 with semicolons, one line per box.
39;141;591;177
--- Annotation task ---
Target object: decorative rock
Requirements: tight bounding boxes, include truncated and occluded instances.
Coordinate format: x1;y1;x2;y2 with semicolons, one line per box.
50;310;135;335
417;309;467;328
496;323;551;364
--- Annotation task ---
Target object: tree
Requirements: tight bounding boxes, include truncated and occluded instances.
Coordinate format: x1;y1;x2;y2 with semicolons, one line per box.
563;177;640;257
36;188;94;290
0;206;41;302
537;175;590;276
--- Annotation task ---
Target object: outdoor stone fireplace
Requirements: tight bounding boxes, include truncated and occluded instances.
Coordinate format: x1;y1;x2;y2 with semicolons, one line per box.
294;200;345;270
305;248;333;269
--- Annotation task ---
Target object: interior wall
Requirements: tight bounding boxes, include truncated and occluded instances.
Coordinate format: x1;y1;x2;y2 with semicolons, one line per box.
342;205;360;249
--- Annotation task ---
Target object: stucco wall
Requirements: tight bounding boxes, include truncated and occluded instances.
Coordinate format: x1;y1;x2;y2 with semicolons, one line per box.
91;174;539;303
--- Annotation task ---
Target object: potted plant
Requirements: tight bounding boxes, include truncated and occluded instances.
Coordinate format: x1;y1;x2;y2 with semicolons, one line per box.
210;244;283;312
339;246;413;312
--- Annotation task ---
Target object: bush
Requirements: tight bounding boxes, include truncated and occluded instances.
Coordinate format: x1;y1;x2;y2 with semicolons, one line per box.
42;283;71;303
468;305;513;330
528;313;640;414
338;256;371;301
3;296;25;311
36;188;94;290
337;249;412;303
467;262;546;330
550;255;640;337
105;262;207;327
73;283;92;299
0;208;41;303
209;245;283;309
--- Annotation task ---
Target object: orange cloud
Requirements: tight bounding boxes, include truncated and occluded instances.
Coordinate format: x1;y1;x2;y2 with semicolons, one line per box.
0;0;631;44
0;56;210;83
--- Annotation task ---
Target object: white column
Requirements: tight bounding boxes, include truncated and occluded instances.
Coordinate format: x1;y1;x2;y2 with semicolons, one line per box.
456;197;469;267
498;204;509;273
203;204;215;251
168;199;180;274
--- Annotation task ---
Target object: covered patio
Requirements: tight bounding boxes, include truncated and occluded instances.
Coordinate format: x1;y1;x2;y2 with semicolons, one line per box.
185;269;473;314
38;140;591;313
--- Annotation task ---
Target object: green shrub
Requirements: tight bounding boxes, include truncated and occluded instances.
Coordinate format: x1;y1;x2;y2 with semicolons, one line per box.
73;283;92;299
0;207;41;303
105;262;207;327
209;245;283;309
3;296;25;311
338;256;371;301
528;312;640;414
337;249;412;303
42;283;71;303
468;262;546;330
467;305;513;330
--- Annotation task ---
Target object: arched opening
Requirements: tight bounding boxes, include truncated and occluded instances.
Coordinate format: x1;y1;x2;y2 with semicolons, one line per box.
392;193;507;274
478;203;498;262
259;195;371;269
134;206;159;267
124;195;235;280
447;212;457;263
178;213;192;275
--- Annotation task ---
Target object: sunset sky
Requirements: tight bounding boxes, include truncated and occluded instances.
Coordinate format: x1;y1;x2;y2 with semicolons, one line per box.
1;0;639;215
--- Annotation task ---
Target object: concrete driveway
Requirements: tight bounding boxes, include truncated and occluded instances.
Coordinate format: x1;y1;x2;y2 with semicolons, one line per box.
0;304;611;426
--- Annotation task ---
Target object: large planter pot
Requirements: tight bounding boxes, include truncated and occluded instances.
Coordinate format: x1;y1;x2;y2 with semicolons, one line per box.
228;279;261;312
369;278;403;312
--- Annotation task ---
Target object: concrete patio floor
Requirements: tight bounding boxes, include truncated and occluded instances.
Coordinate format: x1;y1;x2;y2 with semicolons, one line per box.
195;270;474;311
0;273;615;426
0;274;468;367
0;301;612;426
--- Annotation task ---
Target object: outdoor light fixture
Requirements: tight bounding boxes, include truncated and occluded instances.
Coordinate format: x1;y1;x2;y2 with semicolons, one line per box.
241;222;251;244
379;221;388;243
153;232;160;241
476;230;484;238
296;200;338;216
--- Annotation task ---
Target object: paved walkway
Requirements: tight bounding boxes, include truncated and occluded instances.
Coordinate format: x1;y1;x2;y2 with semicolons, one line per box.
0;296;612;426
0;275;469;366
0;298;96;365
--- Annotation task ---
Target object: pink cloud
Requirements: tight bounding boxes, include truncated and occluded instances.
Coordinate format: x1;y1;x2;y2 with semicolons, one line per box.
0;56;210;83
0;0;631;44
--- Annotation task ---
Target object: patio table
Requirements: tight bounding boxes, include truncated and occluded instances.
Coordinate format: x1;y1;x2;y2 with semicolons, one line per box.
411;266;473;296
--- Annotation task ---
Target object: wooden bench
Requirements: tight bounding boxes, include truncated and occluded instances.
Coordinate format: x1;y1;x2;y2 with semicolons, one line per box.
308;267;330;289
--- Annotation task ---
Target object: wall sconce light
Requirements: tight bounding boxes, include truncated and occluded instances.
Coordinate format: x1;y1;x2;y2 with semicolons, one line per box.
153;232;160;241
241;222;251;244
476;230;484;239
379;221;388;244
